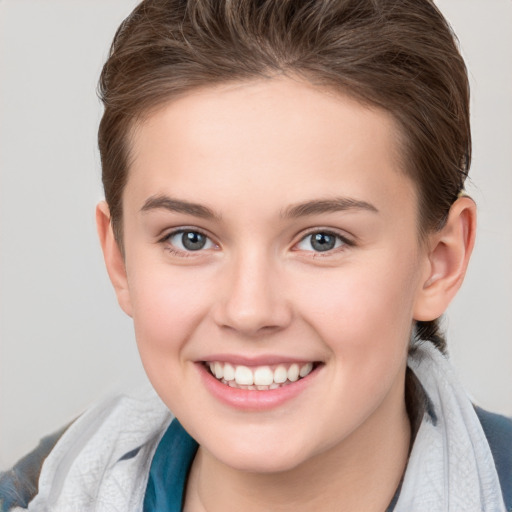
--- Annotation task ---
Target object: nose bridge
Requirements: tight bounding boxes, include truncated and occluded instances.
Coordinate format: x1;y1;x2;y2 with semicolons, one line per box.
215;243;291;335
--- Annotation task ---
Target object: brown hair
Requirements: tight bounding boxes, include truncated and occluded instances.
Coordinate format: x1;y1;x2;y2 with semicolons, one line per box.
98;0;471;352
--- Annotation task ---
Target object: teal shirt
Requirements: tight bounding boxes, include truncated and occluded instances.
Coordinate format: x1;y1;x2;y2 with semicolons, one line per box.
143;419;198;512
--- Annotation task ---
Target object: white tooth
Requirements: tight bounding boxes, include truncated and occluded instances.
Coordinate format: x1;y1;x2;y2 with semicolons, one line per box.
248;385;257;390
257;385;268;390
223;363;235;381
254;366;274;386
288;363;299;382
269;383;279;390
235;365;254;385
209;362;215;374
214;362;224;379
274;365;288;384
228;381;237;387
299;362;313;378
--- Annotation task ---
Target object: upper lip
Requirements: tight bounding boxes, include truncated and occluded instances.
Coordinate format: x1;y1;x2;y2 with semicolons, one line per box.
198;354;319;366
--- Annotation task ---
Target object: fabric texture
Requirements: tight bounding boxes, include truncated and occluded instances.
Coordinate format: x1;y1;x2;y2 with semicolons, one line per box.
8;388;173;512
475;406;512;509
1;342;510;511
394;342;507;512
0;426;70;511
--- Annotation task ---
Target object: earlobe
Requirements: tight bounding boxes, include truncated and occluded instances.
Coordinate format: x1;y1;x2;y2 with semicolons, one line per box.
413;196;477;321
96;201;133;317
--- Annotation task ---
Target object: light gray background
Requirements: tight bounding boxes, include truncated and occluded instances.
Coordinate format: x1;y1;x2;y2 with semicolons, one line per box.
0;0;511;469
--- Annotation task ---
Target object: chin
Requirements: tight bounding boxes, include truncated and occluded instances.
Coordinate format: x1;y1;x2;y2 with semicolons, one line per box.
205;432;316;474
219;451;305;474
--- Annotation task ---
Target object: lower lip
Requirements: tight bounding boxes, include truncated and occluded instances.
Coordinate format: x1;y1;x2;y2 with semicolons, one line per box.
197;363;320;411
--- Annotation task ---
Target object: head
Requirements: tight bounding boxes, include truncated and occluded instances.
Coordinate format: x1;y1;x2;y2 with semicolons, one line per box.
96;0;476;474
98;0;471;353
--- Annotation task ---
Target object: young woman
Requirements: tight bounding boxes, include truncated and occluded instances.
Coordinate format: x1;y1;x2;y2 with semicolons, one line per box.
1;1;510;511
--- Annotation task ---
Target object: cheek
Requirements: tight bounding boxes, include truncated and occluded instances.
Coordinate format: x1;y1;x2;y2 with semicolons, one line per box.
126;265;214;373
291;252;420;361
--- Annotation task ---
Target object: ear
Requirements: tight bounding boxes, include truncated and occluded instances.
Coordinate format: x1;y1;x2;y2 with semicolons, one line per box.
96;201;133;317
413;196;477;321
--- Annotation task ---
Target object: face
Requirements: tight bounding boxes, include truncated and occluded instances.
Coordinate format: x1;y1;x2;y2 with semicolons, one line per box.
115;78;431;473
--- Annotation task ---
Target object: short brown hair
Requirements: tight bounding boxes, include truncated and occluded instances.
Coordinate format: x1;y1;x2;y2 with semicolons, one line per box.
98;0;471;352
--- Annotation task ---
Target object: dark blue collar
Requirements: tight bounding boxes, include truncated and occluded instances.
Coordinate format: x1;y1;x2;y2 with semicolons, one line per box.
143;419;198;512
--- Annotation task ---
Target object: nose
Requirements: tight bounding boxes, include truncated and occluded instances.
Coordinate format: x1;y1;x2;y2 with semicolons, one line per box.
212;249;292;336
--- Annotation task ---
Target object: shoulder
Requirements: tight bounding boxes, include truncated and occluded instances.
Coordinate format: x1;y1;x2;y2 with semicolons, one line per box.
1;388;172;512
475;406;512;511
0;425;69;512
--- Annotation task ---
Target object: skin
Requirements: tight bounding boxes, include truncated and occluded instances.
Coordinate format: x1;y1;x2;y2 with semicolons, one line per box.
97;77;476;511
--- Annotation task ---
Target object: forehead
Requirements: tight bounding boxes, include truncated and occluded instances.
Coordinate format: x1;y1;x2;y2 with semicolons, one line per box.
125;77;416;222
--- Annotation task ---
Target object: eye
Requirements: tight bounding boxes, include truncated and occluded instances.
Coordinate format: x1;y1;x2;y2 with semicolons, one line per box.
165;230;216;252
295;231;349;253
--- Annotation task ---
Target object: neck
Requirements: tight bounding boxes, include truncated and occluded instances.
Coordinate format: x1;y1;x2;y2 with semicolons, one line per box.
183;387;411;512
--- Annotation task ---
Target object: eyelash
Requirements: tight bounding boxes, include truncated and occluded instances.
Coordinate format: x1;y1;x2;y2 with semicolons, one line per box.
294;229;354;256
159;228;217;257
159;228;354;257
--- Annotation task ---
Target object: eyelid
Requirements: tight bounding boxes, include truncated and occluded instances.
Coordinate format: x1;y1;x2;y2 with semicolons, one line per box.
157;226;354;255
159;227;219;253
293;228;355;252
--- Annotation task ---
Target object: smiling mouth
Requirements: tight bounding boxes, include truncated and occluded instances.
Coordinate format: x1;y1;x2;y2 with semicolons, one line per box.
204;361;319;391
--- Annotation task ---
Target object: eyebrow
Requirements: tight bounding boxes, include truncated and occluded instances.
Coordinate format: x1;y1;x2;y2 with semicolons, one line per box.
141;195;221;220
281;197;379;218
140;194;378;220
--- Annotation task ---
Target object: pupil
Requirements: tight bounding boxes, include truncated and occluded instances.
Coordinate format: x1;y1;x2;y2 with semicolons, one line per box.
182;231;206;250
311;233;335;252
